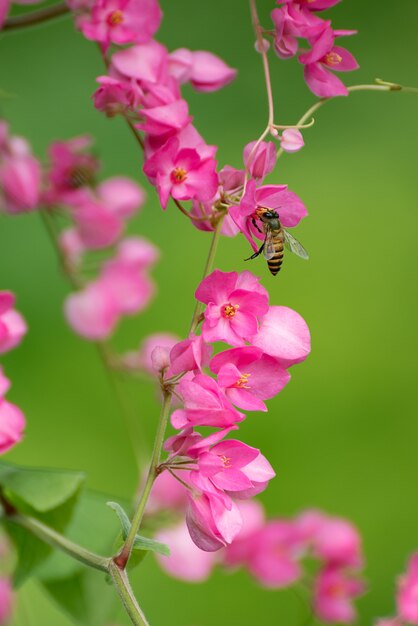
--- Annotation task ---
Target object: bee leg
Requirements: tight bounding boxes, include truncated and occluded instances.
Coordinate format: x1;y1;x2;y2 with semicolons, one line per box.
244;242;265;261
252;218;263;235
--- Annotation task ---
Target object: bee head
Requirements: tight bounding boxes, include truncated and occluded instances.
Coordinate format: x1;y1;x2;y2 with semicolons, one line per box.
255;207;279;221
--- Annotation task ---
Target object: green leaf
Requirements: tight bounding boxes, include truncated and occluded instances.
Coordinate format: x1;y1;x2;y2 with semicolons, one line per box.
107;501;170;557
0;460;85;512
42;569;118;626
0;460;85;586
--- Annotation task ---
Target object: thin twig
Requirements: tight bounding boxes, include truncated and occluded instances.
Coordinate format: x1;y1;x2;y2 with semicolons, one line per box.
3;2;70;31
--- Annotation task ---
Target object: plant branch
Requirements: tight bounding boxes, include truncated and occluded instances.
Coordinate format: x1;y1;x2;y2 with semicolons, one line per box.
3;2;70;31
109;561;150;626
276;80;418;159
8;513;109;572
39;209;145;472
114;389;172;569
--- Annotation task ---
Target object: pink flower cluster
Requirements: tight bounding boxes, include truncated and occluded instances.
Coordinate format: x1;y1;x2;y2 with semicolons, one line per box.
0;121;41;214
133;268;310;552
149;472;364;623
377;552;418;626
0;291;27;454
271;0;359;97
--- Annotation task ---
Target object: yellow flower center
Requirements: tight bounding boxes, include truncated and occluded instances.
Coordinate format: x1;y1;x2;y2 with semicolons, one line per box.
219;455;232;468
171;167;188;184
235;373;251;389
222;303;239;318
107;10;124;26
324;51;343;66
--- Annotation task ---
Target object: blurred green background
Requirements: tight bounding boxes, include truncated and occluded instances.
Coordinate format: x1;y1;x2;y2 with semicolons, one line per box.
1;0;418;624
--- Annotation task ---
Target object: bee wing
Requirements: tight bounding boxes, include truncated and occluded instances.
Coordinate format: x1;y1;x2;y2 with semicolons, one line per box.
283;229;309;260
263;228;276;260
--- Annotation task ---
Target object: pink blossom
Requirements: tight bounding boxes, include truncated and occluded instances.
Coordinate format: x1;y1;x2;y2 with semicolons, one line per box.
187;51;236;92
223;499;266;567
229;180;307;253
168;334;211;377
186;490;242;552
300;27;359;98
115;236;159;269
0;367;10;398
70;194;124;249
210;346;290;411
271;4;324;59
195;269;269;347
171;374;245;430
155;519;217;581
247;521;305;588
111;40;169;84
219;165;245;194
250;305;310;367
282;0;342;11
191;439;275;498
59;228;85;268
0;577;13;624
0;400;26;454
122;332;179;375
137;98;191;138
0;153;41;214
0;291;27;354
189;200;240;238
296;510;363;568
314;566;365;623
64;281;120;340
46;136;99;204
243;141;276;181
143;136;218;209
93;75;141;116
0;1;11;28
97;177;145;219
78;0;162;50
280;128;304;153
397;553;418;624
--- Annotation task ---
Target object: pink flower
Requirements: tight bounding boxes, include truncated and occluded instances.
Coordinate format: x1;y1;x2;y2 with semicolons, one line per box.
314;566;365;623
93;75;140;116
243;141;276;181
0;1;11;28
155;519;217;582
247;521;305;588
229;180;307;253
69;194;124;249
0;154;41;214
123;332;180;375
78;0;162;50
59;228;85;269
0;400;26;454
191;439;275;498
195;269;269;347
250;305;311;367
137;98;192;137
397;553;418;624
64;281;120;340
168;334;212;377
0;577;13;624
210;346;291;411
299;27;359;98
271;4;324;59
297;510;363;568
111;40;169;85
0;367;10;397
0;291;27;354
223;499;266;567
147;470;189;513
187;51;236;92
143;136;218;209
171;374;245;430
284;0;342;11
280;128;304;153
97;177;145;219
186;490;243;552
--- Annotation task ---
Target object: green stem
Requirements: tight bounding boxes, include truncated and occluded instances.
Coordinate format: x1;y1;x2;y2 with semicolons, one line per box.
9;514;109;572
114;390;172;569
277;81;418;159
189;215;225;334
109;561;150;626
39;210;145;472
3;2;70;31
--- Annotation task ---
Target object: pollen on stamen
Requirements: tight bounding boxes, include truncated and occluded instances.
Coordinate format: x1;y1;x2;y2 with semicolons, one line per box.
324;51;343;66
222;303;239;318
107;9;124;26
235;373;251;389
171;167;188;184
219;454;232;468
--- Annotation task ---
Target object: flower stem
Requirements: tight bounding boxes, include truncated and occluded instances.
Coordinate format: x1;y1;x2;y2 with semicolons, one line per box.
189;214;225;334
276;81;418;159
109;561;150;626
39;209;145;472
114;389;172;570
8;513;109;572
3;2;70;31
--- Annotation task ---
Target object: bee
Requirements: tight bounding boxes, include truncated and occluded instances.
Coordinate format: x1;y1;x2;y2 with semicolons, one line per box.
245;207;309;275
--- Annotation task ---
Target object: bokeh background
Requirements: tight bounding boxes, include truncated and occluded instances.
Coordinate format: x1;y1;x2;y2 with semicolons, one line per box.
1;0;418;624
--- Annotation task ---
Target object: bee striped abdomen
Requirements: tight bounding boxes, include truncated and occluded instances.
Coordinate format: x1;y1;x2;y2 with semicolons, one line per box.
267;230;285;276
